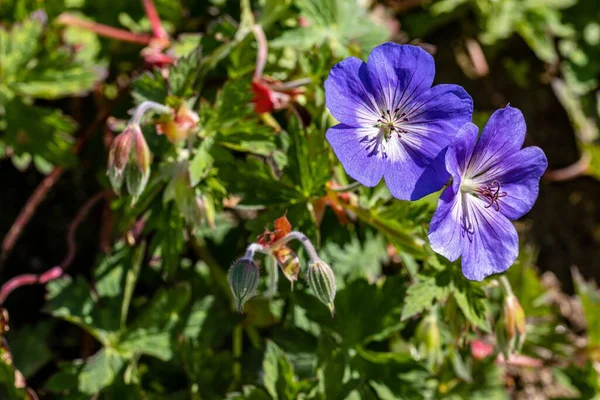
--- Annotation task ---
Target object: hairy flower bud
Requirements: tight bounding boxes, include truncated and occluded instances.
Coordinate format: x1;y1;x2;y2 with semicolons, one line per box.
108;124;151;201
504;295;526;342
125;125;151;202
107;129;134;194
229;258;260;313
307;260;336;316
156;104;199;143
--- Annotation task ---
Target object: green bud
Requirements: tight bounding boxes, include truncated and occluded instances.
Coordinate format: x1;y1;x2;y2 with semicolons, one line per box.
107;124;151;201
307;260;336;316
125;125;151;203
229;258;260;313
504;295;526;343
415;311;442;370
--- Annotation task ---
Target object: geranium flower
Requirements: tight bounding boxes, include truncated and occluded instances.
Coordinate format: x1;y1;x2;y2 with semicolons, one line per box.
428;106;547;281
325;42;473;200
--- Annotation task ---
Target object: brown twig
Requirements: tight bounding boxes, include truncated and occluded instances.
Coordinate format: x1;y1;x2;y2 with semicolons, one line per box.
57;13;155;45
0;190;111;304
0;86;127;271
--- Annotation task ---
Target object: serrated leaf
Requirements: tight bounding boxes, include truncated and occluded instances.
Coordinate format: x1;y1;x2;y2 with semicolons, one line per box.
401;277;450;321
168;48;201;97
572;268;600;347
3;99;76;168
452;276;491;332
132;70;168;104
189;137;215;186
77;348;125;395
262;340;297;400
118;283;191;361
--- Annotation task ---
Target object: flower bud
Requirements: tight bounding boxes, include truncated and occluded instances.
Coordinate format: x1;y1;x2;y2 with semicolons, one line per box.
228;258;260;313
156;104;199;143
415;311;442;369
107;129;134;194
125;126;151;202
504;295;526;342
306;260;336;316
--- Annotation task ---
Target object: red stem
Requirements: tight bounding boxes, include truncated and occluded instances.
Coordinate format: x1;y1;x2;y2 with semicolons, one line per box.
0;191;110;304
57;13;154;45
142;0;168;40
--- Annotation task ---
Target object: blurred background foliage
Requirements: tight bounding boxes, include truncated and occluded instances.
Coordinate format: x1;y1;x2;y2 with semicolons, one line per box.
0;0;600;398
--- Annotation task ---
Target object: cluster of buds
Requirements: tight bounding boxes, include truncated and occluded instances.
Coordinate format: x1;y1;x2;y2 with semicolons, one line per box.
228;216;336;315
107;101;199;203
107;124;151;201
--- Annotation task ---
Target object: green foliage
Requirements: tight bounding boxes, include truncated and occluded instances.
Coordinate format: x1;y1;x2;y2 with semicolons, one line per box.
1;0;599;398
0;11;103;170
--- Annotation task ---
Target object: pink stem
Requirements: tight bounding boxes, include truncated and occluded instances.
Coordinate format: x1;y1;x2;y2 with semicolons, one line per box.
544;152;591;182
57;13;154;45
0;191;110;305
142;0;169;40
252;25;268;79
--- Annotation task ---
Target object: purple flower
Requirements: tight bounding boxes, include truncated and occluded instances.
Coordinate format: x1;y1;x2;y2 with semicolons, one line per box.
428;106;547;281
325;42;473;200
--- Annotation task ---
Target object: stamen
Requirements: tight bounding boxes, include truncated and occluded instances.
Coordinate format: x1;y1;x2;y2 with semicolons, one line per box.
476;180;507;211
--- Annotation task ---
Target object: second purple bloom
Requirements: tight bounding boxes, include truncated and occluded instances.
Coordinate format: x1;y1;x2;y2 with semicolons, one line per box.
325;42;473;200
428;106;547;281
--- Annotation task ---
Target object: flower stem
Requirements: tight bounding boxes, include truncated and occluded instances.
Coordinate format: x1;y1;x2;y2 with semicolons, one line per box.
499;275;514;298
252;24;268;79
131;101;172;125
243;243;265;260
142;0;168;40
330;181;362;192
57;13;154;45
272;231;320;263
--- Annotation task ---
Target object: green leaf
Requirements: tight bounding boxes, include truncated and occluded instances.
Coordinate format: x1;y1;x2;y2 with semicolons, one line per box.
189;137;215;186
3;99;76;168
0;13;44;81
271;0;389;56
77;348;125;395
262;340;297;400
168;48;201;98
131;70;168;104
572;268;600;347
320;232;388;285
284;116;329;199
0;357;28;399
452;275;491;332
401;276;451;321
118;283;191;361
8;321;52;379
301;277;407;346
45;276;116;345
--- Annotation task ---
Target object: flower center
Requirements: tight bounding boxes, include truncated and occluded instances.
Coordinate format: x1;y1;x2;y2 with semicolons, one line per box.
373;108;409;140
458;179;508;242
461;179;508;211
